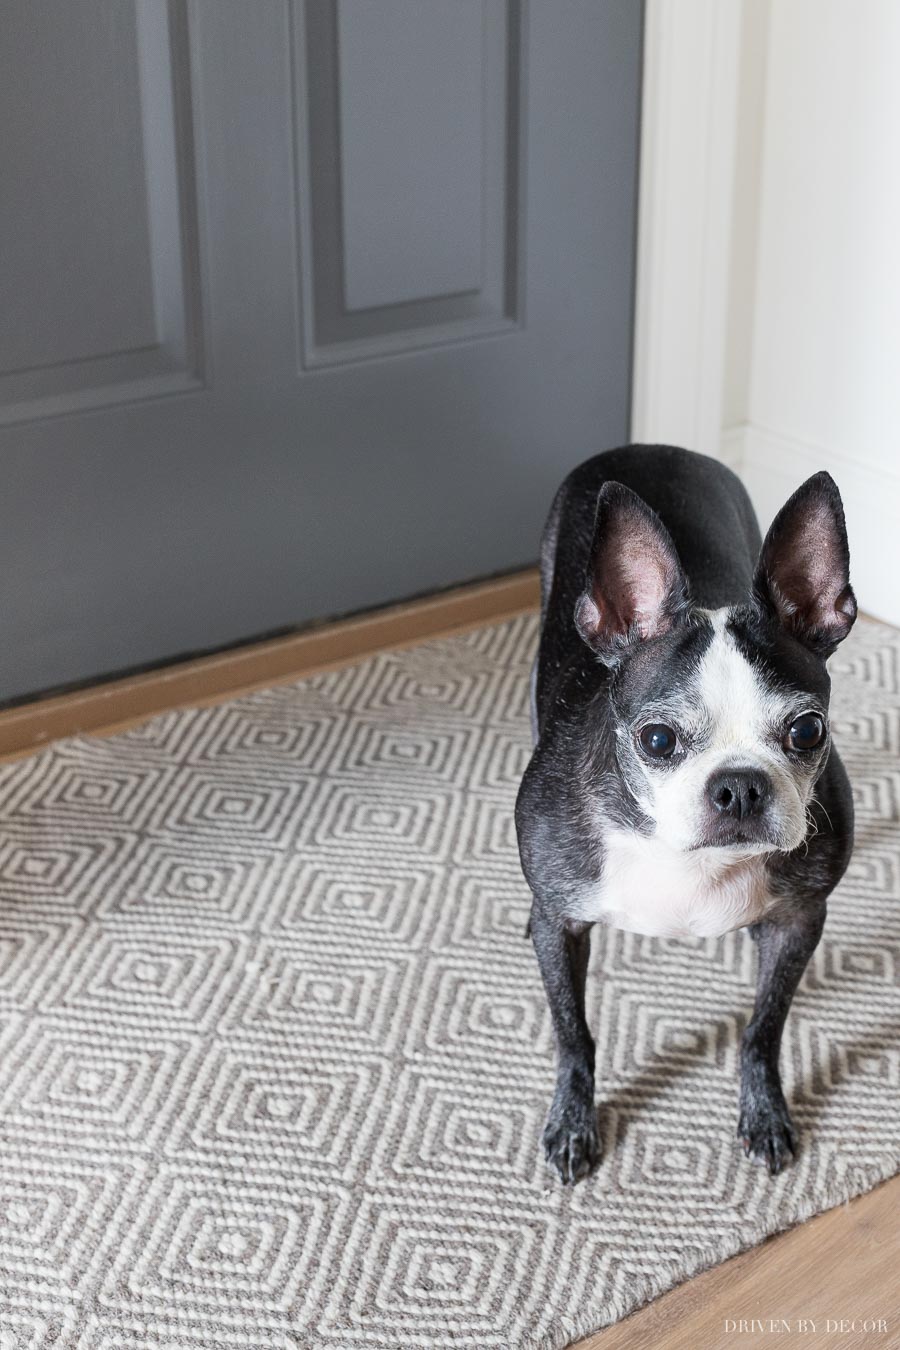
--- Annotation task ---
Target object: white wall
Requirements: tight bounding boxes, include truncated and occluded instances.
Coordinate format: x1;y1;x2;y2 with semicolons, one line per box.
635;0;900;625
732;0;900;625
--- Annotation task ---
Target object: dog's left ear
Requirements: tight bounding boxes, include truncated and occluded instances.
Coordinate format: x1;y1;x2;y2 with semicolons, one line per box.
754;471;857;655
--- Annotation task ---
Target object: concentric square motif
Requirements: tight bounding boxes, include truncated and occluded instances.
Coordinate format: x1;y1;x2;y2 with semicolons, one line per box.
0;613;895;1346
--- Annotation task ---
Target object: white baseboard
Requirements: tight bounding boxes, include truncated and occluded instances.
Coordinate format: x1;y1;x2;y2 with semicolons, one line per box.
718;425;746;474
721;422;900;626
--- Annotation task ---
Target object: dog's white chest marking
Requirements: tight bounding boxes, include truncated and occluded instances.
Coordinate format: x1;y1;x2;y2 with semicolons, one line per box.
571;830;774;937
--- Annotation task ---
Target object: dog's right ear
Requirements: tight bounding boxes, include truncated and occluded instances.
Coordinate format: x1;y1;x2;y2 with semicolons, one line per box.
575;481;689;662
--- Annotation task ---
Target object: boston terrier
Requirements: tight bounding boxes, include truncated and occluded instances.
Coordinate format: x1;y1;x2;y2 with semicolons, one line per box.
515;445;856;1184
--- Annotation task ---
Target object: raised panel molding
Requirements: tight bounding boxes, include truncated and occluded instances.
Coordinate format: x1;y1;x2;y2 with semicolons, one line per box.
337;0;484;311
0;0;204;426
293;0;524;368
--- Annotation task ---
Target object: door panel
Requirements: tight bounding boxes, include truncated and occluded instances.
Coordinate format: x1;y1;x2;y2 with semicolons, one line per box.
335;0;485;312
0;0;201;422
298;0;520;360
0;0;643;703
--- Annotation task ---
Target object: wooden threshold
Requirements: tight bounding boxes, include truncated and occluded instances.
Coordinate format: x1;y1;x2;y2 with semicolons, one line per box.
0;568;539;762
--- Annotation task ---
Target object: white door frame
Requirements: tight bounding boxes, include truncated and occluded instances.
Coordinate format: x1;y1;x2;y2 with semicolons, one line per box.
630;0;744;463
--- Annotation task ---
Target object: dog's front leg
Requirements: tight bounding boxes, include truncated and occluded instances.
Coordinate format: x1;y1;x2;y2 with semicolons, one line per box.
530;902;599;1184
739;902;826;1174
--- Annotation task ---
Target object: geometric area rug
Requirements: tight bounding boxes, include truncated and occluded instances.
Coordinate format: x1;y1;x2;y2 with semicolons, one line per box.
0;613;897;1349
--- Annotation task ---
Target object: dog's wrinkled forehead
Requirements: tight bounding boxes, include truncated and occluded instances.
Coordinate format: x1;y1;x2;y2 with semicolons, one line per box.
613;606;831;734
611;615;713;723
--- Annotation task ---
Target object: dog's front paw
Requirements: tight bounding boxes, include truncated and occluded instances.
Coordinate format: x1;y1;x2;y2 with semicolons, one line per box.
737;1092;798;1175
542;1099;600;1185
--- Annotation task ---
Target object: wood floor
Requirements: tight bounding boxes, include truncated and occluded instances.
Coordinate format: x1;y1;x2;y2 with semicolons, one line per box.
2;569;896;1348
576;1175;900;1349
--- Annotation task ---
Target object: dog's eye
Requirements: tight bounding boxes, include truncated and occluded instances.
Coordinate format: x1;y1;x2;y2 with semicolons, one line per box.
785;713;826;751
638;724;678;759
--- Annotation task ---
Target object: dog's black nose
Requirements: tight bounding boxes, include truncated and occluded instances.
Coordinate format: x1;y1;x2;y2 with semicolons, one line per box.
707;768;770;820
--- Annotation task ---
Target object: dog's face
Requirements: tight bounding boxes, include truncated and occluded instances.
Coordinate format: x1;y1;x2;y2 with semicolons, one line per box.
606;606;832;852
575;473;857;856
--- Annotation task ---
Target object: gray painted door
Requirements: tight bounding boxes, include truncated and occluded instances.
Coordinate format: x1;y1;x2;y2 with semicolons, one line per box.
0;0;643;704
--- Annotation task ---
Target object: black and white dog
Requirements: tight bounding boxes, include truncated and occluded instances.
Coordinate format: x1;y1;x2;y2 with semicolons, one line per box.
515;445;857;1184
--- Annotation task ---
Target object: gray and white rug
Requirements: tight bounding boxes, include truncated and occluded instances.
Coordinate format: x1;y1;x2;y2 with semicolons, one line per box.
0;613;898;1348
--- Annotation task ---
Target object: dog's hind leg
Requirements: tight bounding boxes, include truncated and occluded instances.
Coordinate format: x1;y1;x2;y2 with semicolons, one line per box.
530;480;566;748
528;654;540;747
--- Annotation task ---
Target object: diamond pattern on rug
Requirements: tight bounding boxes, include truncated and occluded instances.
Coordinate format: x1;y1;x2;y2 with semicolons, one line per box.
0;613;897;1349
